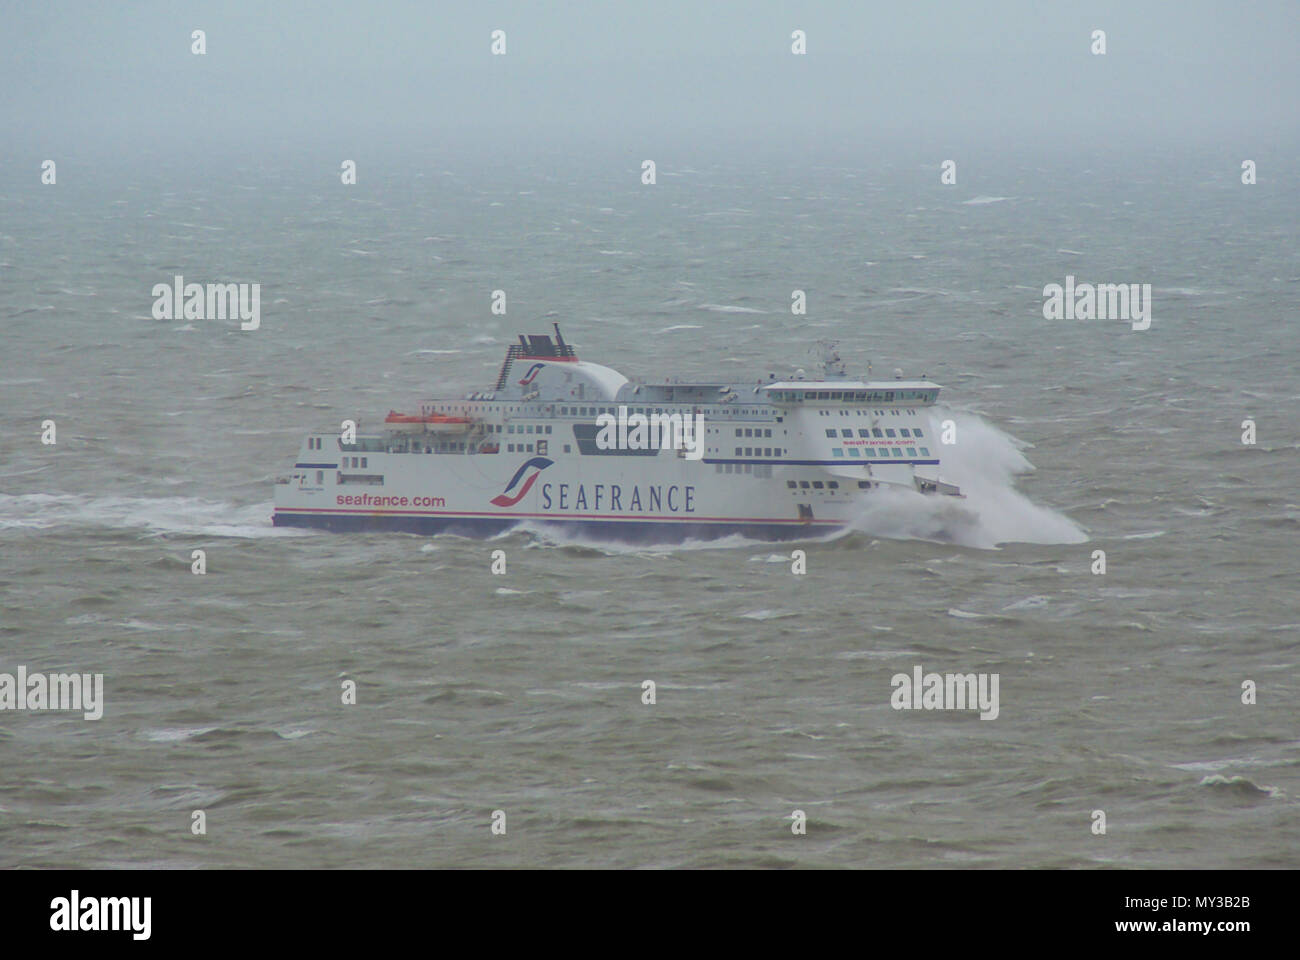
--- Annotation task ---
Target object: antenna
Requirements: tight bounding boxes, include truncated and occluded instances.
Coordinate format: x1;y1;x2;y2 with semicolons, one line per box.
813;339;846;379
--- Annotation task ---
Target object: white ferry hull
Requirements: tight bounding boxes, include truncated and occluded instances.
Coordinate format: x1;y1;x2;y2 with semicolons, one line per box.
273;452;849;542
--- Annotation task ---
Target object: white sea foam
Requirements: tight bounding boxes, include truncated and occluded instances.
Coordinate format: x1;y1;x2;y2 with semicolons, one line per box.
141;726;218;742
0;494;306;538
840;409;1087;549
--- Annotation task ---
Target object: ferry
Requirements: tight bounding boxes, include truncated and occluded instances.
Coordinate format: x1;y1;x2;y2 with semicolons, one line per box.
272;324;962;542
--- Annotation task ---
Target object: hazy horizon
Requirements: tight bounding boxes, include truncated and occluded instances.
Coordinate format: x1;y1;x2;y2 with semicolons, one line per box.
4;1;1297;165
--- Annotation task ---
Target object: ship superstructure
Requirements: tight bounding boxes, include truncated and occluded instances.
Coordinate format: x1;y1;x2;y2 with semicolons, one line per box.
272;325;961;542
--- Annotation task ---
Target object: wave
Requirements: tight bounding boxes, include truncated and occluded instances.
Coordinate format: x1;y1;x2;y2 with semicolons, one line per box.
1197;774;1284;800
698;304;767;314
0;493;305;538
838;409;1087;549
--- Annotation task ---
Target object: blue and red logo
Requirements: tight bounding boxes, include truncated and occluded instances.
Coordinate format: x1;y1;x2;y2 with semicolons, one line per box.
517;362;546;386
490;457;553;507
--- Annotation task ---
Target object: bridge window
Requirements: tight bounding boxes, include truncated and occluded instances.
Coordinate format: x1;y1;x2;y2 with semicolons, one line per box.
825;429;836;438
840;429;852;437
920;447;930;456
833;448;844;457
849;448;860;457
885;429;896;437
872;428;884;438
914;428;924;438
907;447;917;457
900;428;911;437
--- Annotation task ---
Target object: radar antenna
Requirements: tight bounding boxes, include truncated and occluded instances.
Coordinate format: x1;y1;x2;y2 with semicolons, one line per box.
813;339;847;379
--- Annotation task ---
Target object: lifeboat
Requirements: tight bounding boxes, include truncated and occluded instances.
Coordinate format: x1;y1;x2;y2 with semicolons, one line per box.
384;411;473;434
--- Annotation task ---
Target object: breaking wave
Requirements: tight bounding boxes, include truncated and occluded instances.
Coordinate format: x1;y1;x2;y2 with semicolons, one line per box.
0;494;306;538
839;409;1087;549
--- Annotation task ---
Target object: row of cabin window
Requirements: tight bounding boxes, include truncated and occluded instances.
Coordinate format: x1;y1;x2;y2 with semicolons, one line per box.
770;390;936;402
343;457;368;468
507;425;552;434
825;427;924;439
832;446;930;458
735;428;774;438
734;447;783;457
559;406;767;417
785;480;841;490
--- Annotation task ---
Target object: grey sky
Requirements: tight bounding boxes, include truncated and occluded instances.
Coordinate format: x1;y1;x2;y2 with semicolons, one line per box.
3;1;1297;158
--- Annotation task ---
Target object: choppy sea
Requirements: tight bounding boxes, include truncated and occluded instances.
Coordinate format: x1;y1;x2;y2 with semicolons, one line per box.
1;146;1297;867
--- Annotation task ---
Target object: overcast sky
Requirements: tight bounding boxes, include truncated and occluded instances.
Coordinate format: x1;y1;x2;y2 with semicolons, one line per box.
4;1;1297;161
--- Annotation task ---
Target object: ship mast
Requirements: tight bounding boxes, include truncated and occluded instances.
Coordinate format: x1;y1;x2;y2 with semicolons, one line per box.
813;339;847;379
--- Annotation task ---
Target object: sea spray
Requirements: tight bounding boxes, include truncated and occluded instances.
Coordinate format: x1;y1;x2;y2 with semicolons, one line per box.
841;409;1087;549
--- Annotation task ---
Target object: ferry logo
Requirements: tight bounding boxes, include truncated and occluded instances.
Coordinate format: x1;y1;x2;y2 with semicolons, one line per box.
517;362;547;386
490;457;554;507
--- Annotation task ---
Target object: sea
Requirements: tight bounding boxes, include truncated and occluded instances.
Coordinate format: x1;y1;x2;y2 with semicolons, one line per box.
1;143;1297;868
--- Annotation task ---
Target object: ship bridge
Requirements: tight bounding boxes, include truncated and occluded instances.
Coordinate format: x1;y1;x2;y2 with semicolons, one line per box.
762;380;941;405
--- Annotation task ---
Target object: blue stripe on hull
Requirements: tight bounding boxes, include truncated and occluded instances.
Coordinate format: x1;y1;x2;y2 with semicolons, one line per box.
272;512;835;544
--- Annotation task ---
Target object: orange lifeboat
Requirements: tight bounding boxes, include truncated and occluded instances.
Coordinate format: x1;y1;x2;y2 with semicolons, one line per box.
385;411;473;434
